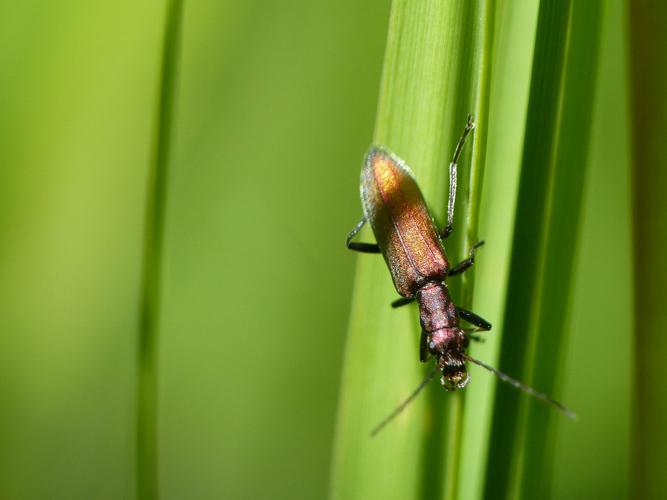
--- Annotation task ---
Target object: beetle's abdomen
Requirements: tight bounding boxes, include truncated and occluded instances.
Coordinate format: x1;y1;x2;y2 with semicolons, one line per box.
361;147;449;297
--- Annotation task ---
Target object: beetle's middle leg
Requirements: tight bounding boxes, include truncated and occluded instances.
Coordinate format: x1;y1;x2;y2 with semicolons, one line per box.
346;216;380;253
448;240;485;277
391;297;415;308
440;115;475;240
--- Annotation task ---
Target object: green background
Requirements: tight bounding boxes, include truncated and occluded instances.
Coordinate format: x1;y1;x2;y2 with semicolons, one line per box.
0;1;633;499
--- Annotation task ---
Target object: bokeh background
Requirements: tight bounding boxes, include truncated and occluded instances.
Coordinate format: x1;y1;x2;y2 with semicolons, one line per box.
0;0;640;499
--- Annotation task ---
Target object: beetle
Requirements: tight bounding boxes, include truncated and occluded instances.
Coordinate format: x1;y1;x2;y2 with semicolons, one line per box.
347;117;574;434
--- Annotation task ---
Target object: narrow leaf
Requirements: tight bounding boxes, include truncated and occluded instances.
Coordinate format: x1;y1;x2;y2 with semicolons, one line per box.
628;1;667;497
484;0;605;497
137;1;183;499
330;1;494;499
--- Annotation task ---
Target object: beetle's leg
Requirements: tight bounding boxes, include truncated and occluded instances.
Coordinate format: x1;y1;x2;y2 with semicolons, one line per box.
462;328;487;344
448;240;485;277
465;332;485;343
346;216;380;253
420;331;431;362
440;115;475;239
457;307;492;331
391;297;415;308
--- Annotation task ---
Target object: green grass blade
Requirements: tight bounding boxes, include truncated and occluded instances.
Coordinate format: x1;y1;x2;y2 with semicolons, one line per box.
441;2;496;499
330;1;494;499
483;0;604;497
519;2;604;497
628;1;667;498
456;3;541;499
484;4;573;492
137;1;183;498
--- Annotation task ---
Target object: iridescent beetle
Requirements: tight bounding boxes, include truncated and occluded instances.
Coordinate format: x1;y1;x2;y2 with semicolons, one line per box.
346;117;574;435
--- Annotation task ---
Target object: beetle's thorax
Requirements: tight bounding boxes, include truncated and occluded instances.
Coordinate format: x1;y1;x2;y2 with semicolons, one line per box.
417;282;458;334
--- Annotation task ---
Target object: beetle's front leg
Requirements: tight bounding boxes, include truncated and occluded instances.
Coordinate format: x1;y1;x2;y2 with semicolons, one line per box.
465;333;485;344
457;307;492;331
420;330;431;362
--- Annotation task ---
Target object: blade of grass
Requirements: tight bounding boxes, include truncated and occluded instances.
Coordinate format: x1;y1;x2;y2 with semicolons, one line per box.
628;1;667;498
441;2;496;499
137;1;183;499
519;2;604;497
483;3;573;491
483;0;604;497
457;2;541;499
330;1;494;499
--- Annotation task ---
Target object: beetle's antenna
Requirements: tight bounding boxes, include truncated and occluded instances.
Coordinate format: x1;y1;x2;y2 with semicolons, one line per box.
462;353;577;420
370;364;439;437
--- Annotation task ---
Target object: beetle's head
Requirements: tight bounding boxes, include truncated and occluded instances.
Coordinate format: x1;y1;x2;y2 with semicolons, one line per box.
427;327;470;391
428;327;470;391
438;350;469;390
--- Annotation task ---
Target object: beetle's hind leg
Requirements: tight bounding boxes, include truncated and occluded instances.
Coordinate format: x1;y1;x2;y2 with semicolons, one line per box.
346;216;380;253
440;115;475;239
448;240;485;277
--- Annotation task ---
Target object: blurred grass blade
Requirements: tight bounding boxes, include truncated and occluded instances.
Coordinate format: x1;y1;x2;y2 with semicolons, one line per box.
628;1;667;498
330;1;494;499
519;2;604;497
484;0;603;498
485;4;573;493
138;1;183;499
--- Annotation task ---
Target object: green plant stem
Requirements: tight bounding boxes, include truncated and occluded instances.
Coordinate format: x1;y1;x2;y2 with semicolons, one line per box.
137;1;183;499
628;1;667;498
